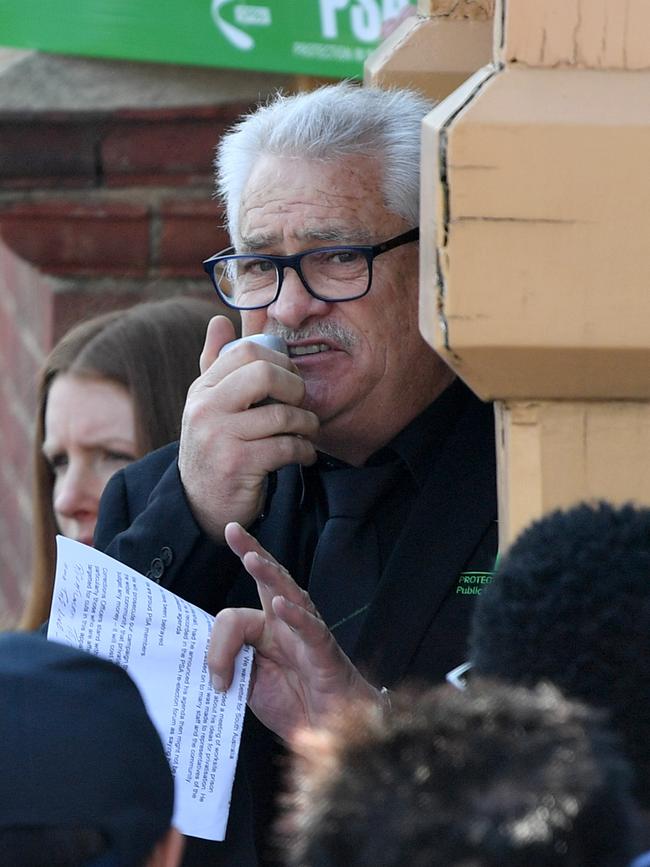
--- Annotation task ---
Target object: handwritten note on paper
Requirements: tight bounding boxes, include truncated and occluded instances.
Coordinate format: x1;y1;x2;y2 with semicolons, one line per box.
47;535;253;841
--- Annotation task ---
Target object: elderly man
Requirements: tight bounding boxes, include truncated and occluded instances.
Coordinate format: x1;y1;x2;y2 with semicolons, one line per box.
95;83;497;864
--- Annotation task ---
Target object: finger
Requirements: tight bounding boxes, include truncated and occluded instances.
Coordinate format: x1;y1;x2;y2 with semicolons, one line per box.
225;522;281;565
208;606;265;691
228;404;320;443
216;361;306;411
243;552;319;616
209;434;316;491
221;337;298;371
272;596;373;702
200;315;237;375
201;338;298;390
225;523;292;615
272;594;325;637
243;434;318;475
225;522;317;616
273;595;385;715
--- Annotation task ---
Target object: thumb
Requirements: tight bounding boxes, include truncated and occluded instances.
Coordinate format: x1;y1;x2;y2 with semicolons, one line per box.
200;315;237;374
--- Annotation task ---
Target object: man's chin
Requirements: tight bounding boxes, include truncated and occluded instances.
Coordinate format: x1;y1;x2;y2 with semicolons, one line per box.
301;388;340;427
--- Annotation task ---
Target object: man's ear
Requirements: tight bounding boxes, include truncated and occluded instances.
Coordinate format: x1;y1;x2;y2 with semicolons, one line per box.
145;827;185;867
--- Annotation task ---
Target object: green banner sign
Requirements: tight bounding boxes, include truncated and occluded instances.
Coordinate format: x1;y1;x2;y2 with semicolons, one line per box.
0;0;411;78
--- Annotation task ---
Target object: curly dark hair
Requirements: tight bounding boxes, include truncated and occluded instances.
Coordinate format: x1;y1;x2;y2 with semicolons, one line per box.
281;680;635;867
470;501;650;807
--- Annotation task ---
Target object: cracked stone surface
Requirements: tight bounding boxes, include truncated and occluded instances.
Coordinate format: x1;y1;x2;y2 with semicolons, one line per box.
418;0;495;20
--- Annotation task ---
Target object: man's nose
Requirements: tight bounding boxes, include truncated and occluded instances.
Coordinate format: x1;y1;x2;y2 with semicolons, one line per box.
266;266;330;329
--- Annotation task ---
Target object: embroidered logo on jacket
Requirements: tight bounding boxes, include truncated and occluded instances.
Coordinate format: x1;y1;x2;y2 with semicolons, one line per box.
455;572;493;596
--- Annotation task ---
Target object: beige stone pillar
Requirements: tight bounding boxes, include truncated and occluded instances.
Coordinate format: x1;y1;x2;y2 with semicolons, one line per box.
364;0;494;101
420;0;650;546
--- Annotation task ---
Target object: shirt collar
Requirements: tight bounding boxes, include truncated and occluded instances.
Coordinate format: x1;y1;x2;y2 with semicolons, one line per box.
369;378;474;487
314;377;475;487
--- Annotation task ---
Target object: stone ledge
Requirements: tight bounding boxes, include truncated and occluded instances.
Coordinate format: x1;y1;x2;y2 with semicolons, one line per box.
0;50;294;112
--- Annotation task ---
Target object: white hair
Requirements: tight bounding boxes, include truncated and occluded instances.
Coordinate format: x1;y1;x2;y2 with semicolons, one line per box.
215;82;433;244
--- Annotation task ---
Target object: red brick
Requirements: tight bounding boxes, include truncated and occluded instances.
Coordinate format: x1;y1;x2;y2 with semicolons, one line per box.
0;520;27;624
1;333;19;388
0;305;11;369
0;243;51;622
13;281;51;348
0;250;55;350
51;285;228;342
0;250;48;449
13;337;41;405
51;290;143;342
4;410;18;467
0;200;150;276
0;305;19;377
1;478;32;555
157;198;229;278
2;254;53;344
111;105;248;123
102;122;212;186
100;104;249;187
0;115;104;189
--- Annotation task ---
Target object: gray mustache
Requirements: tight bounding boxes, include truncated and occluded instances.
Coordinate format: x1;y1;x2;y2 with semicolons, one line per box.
265;322;358;352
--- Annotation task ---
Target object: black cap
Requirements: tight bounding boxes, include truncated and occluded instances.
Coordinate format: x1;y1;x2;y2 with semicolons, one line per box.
0;633;174;866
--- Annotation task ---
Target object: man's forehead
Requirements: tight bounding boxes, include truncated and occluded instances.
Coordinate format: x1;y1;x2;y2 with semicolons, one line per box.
236;153;388;238
239;224;376;251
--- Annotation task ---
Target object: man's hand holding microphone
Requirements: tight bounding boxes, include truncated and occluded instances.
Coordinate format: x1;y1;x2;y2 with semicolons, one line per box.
178;315;319;542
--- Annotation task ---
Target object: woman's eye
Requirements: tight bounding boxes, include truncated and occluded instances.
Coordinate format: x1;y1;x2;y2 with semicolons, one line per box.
47;454;68;473
104;451;136;464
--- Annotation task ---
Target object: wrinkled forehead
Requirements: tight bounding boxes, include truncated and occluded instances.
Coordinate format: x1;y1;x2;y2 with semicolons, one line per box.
234;153;395;251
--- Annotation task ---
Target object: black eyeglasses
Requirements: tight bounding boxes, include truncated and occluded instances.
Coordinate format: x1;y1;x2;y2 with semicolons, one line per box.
202;227;419;311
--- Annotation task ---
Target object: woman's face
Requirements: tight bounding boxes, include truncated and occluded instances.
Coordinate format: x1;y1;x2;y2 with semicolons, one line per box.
42;374;138;546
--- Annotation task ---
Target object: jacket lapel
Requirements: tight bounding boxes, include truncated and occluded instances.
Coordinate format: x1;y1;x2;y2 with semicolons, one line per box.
353;398;497;686
230;466;304;610
254;465;304;575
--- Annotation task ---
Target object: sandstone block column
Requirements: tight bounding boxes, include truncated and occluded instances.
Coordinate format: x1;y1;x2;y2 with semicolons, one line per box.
364;0;494;100
420;0;650;546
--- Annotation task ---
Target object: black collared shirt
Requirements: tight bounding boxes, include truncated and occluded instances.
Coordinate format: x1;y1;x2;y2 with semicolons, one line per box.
294;377;473;588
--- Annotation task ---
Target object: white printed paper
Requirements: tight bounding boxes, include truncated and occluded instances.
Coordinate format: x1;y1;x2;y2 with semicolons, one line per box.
47;536;253;841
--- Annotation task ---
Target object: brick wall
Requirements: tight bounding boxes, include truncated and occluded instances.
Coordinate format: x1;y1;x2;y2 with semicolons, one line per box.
0;103;243;279
0;70;264;626
0;243;54;625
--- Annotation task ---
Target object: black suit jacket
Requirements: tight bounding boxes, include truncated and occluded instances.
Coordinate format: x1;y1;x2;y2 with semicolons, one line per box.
95;391;497;865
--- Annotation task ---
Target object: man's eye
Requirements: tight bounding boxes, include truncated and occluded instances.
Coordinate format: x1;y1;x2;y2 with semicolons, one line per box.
333;250;362;264
242;259;275;275
315;249;362;266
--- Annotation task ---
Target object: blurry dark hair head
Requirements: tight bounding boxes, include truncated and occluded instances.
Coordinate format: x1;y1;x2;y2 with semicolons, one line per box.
0;632;175;867
0;825;109;867
470;501;650;807
23;296;216;629
282;680;636;867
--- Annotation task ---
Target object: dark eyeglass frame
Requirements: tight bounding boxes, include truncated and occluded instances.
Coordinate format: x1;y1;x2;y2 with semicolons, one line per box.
202;227;420;311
